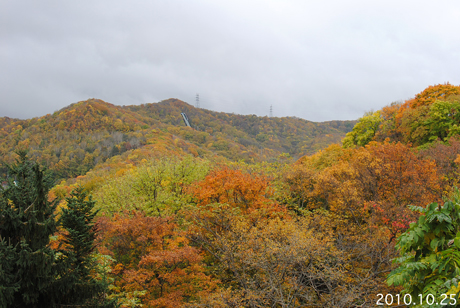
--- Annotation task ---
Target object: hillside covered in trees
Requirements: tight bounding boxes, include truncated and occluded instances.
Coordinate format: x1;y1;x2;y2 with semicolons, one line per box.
0;99;354;182
4;84;460;307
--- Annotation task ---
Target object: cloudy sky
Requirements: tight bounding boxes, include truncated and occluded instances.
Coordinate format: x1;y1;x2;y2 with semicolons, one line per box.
1;1;460;121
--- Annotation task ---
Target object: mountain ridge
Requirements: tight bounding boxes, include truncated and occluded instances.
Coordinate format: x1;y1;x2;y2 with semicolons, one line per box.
0;98;355;182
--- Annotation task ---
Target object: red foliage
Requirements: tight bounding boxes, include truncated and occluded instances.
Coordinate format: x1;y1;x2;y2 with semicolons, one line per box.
97;211;217;307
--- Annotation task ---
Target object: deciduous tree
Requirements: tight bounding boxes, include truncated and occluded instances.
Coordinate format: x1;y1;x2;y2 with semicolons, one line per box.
388;190;460;305
97;211;216;307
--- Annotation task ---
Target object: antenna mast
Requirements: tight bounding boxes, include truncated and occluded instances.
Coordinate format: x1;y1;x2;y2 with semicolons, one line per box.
196;93;200;108
269;105;273;118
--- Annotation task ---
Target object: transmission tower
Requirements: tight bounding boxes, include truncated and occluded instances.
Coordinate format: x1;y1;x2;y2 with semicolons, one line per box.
269;105;273;117
195;93;200;108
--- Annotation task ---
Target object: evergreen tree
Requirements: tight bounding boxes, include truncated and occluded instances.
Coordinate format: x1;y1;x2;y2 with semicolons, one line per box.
0;241;18;307
59;186;117;307
0;151;58;307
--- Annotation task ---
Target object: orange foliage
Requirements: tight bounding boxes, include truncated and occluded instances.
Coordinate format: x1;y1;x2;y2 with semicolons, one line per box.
286;141;441;240
363;141;440;238
409;83;460;109
97;211;217;307
189;166;286;217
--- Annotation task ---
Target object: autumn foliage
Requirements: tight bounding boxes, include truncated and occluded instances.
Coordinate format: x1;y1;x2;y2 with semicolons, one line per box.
5;84;460;307
189;166;285;214
0;98;354;185
97;211;216;307
192;168;264;206
342;83;460;148
285;141;441;242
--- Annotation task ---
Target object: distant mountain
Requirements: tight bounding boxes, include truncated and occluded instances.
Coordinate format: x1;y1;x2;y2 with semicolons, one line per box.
0;98;355;181
127;98;355;156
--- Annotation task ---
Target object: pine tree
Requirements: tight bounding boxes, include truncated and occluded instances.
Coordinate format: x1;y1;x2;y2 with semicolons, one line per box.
0;150;58;307
59;186;117;307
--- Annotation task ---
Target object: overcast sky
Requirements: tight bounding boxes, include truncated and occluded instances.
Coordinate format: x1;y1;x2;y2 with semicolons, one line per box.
1;0;460;121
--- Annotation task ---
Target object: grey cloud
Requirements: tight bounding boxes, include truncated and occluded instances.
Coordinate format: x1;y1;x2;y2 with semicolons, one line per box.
1;0;460;121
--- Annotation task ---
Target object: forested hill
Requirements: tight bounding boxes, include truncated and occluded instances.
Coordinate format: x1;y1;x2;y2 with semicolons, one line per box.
6;84;460;307
127;98;355;155
0;98;355;180
0;116;18;129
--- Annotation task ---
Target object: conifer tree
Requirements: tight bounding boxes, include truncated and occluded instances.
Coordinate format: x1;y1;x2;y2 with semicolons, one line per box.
0;150;58;307
59;186;117;307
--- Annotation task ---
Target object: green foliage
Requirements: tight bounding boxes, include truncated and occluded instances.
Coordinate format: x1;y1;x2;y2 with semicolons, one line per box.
367;84;460;147
0;153;116;307
94;156;210;216
0;240;18;307
342;110;382;148
388;191;460;307
58;187;117;307
255;132;268;142
398;99;460;147
0;151;58;307
424;100;460;143
62;187;98;273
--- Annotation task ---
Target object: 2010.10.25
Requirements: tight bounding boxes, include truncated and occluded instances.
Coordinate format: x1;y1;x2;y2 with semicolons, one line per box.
376;293;457;306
